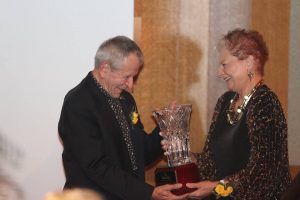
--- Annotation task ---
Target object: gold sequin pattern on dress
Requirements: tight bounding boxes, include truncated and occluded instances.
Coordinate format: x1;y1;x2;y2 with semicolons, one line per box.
195;85;291;200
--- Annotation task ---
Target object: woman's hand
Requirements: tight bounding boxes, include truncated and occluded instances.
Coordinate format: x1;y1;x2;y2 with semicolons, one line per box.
190;152;198;164
186;181;218;199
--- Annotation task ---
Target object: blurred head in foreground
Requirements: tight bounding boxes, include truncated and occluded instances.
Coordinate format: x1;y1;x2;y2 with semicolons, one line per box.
44;189;104;200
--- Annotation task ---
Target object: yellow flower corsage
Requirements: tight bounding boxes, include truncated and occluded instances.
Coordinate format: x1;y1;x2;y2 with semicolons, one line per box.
131;111;139;125
213;180;233;198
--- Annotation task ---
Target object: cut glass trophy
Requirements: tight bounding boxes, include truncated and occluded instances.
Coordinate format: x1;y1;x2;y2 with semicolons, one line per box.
153;104;199;195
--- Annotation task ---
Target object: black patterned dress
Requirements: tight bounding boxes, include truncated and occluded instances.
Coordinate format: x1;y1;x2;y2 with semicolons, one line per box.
195;84;291;200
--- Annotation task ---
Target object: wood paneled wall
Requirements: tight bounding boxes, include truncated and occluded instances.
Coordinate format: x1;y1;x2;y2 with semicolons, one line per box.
251;0;290;116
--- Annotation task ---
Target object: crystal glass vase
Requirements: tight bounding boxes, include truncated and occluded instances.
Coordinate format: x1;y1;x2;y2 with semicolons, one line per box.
153;104;192;167
153;104;198;195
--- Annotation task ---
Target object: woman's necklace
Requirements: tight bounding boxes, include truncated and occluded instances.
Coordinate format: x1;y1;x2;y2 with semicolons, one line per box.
227;80;263;125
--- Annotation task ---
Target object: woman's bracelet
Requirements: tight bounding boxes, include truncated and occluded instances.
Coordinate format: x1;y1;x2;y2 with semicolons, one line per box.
212;180;234;199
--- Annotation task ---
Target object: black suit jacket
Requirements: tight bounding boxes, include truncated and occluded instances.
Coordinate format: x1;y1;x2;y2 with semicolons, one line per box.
58;72;163;200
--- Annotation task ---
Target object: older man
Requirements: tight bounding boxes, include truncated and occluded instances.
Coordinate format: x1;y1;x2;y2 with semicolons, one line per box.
58;36;186;200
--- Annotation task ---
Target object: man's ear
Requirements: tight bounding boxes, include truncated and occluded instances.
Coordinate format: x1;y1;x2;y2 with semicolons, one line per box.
98;63;110;77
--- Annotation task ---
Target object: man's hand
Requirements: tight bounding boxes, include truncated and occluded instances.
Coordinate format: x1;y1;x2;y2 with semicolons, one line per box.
152;184;189;200
159;132;169;153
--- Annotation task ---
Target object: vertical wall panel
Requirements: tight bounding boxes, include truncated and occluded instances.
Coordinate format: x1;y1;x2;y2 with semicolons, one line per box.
288;0;300;166
208;0;251;124
252;0;290;116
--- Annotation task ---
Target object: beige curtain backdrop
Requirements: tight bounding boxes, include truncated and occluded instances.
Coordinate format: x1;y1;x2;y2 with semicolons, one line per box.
134;0;293;185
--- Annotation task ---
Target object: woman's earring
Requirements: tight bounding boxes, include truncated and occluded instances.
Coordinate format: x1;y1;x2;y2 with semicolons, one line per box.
248;71;254;81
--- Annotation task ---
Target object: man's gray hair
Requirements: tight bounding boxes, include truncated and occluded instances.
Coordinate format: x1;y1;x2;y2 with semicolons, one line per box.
94;36;144;70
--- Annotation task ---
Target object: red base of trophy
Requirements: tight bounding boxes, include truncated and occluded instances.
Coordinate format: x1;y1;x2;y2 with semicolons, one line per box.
155;163;199;195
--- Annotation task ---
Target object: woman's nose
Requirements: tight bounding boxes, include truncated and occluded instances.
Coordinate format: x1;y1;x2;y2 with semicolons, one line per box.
217;66;224;78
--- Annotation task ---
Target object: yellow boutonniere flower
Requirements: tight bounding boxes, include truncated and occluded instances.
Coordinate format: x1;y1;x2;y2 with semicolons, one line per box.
213;180;233;198
131;111;139;125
